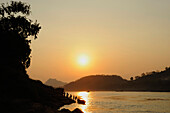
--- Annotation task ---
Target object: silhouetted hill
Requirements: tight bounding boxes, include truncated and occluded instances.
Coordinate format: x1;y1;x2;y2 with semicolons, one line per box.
64;67;170;91
126;67;170;91
45;78;67;88
64;75;128;91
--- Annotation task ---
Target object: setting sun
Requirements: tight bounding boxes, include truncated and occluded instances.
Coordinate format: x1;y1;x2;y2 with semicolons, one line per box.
77;55;89;66
2;1;170;113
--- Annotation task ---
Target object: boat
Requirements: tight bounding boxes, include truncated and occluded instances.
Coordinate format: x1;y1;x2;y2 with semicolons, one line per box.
77;99;86;105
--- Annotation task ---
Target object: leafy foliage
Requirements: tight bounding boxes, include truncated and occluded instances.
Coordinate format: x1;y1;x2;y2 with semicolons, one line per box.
0;1;41;71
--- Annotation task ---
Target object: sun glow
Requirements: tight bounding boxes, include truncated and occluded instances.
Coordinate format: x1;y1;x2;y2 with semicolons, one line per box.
77;55;89;66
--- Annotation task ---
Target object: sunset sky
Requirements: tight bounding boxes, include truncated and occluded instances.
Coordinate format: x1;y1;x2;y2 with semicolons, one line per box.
2;0;170;82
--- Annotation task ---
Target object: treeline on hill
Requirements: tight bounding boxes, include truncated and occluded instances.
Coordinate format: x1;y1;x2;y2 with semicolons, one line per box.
127;67;170;91
64;67;170;92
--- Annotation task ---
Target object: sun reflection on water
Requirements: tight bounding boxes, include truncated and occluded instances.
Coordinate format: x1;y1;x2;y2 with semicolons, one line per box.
77;92;91;113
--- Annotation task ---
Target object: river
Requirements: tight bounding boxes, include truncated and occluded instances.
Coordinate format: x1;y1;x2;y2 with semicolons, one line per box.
61;91;170;113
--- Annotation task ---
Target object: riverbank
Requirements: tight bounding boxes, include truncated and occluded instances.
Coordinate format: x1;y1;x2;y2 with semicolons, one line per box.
0;66;83;113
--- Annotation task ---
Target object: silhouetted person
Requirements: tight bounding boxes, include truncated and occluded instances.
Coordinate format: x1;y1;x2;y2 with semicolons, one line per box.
70;94;72;99
66;93;69;98
75;96;77;100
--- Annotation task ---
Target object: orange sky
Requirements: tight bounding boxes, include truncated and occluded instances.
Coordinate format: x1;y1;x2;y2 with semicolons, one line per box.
2;0;170;82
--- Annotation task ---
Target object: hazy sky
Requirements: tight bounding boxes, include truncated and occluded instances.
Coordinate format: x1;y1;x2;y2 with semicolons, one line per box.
2;0;170;82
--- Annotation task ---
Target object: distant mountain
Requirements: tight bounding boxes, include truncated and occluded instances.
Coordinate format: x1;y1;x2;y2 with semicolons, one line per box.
64;67;170;91
45;78;67;88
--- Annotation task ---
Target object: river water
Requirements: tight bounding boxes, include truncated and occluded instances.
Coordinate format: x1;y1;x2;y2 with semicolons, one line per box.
62;91;170;113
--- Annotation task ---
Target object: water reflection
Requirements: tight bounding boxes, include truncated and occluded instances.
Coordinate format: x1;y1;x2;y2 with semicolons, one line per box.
77;92;91;113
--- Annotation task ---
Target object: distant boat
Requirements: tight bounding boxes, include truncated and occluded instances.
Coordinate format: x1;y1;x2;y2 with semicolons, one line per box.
87;90;90;92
